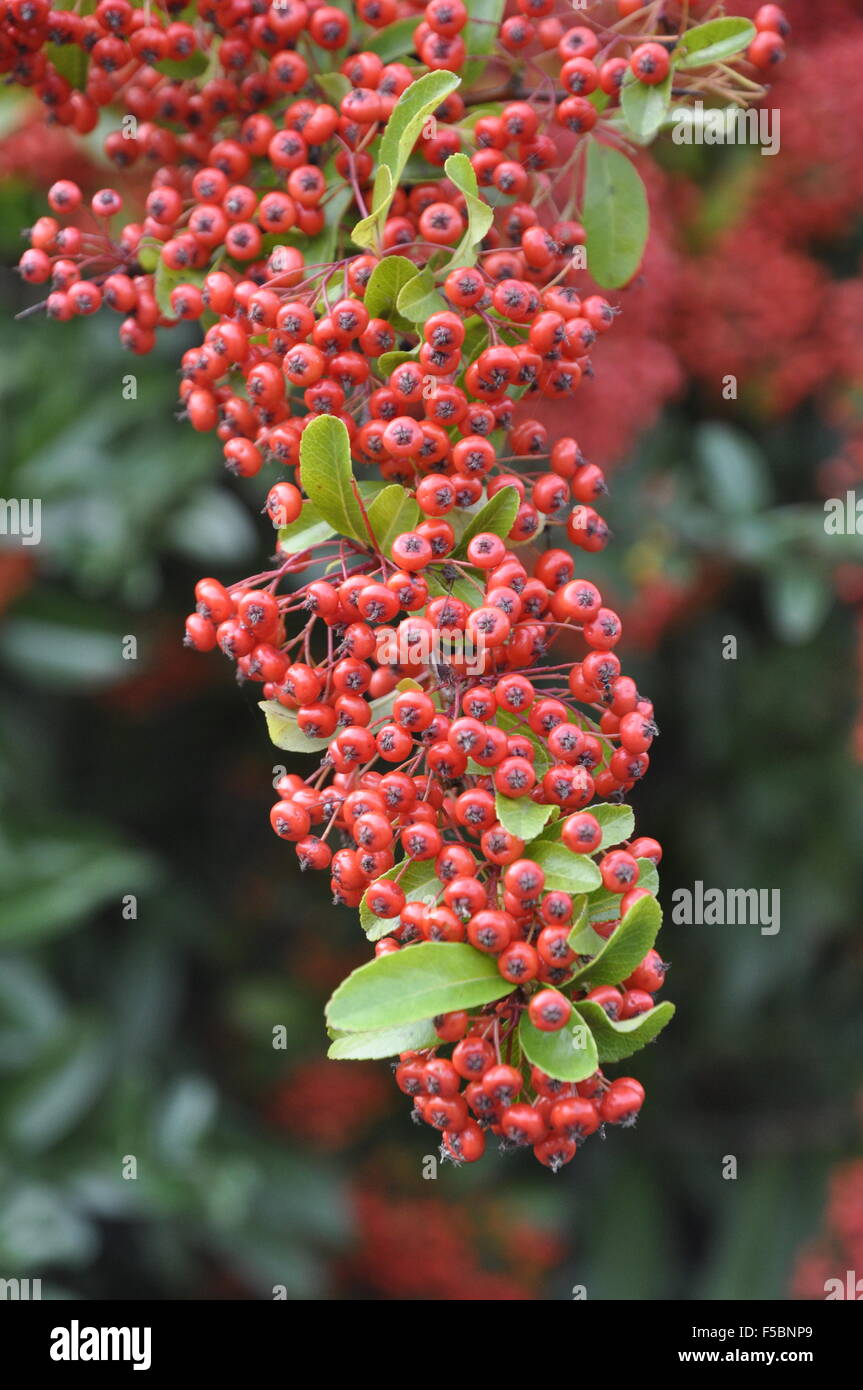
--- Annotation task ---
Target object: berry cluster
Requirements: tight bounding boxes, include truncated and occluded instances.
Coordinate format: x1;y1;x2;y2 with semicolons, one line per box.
9;0;788;1166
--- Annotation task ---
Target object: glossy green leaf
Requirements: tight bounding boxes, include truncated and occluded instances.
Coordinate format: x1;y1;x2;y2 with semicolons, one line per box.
621;71;673;144
587;857;659;923
567;896;609;956
351;166;393;251
529;837;602;893
365;16;420;62
425;565;487;607
154;52;209;80
454;485;520;556
377;346;418;376
367;484;421;555
443;152;495;266
463;0;505;83
583;141;649;289
397;270;447;322
315;72;350;103
576;999;675;1063
359;859;442;941
353;72;461;247
363;254;419;321
328;1019;439;1059
299;415;368;544
517;1010;599;1083
569;893;662;987
326;942;513;1030
47;42;88;88
676;17;756;69
153;259;205;318
591;802;636;850
379;71;461;186
495;794;556;842
277;501;335;556
259;701;331;753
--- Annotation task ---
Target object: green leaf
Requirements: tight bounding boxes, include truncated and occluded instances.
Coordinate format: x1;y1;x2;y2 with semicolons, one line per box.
363;254;419;321
377;346;418;377
47;43;88;88
277;501;336;556
638;859;660;895
7;1024;110;1150
364;16;420;62
154;52;209;79
315;72;351;103
567;897;608;956
134;236;161;273
424;565;487;607
696;422;771;516
454;485;521;556
764;566;833;645
153;259;205;318
397;270;447;323
583;141;649;289
464;0;505;82
259;701;332;753
0;830;158;948
587;857;659;923
495;794;556;842
591;802;635;850
351;167;393;251
443;152;495;267
353;72;461;247
299;416;368;545
518;1010;599;1083
359;859;442;941
367;484;421;555
621;71;673;144
576;999;675;1063
569;893;662;987
528;836;602;894
328;1019;438;1059
326;942;513;1030
379;71;461;187
676;17;756;69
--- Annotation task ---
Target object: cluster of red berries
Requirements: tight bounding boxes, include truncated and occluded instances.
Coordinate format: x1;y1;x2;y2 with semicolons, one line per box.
183;482;667;1167
389;915;667;1169
8;0;788;1166
400;1048;649;1169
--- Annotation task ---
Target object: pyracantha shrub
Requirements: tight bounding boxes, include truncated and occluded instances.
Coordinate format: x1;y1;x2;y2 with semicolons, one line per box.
8;0;789;1167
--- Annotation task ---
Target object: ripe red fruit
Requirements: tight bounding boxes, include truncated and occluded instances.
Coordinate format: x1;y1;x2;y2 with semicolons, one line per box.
501;1103;548;1146
630;42;671;84
528;989;572;1031
600;1078;645;1126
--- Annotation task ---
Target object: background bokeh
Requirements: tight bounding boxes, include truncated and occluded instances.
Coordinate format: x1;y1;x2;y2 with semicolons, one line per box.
1;0;862;1301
